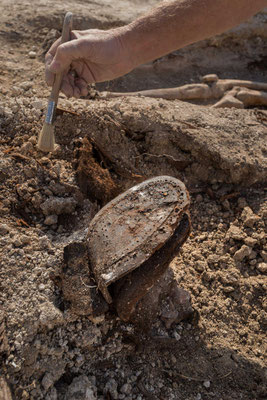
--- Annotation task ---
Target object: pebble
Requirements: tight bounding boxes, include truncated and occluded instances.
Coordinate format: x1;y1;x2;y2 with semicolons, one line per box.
40;197;77;216
0;223;10;235
32;100;44;110
20;81;33;91
42;372;54;391
64;375;97;400
241;207;260;228
203;380;211;388
21;141;34;155
28;51;37;59
244;237;258;247
226;225;245;241
44;215;58;225
120;383;132;395
104;379;118;399
233;245;251;262
173;331;181;341
256;262;267;273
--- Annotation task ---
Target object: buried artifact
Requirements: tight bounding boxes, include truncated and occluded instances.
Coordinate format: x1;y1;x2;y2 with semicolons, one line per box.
59;176;194;328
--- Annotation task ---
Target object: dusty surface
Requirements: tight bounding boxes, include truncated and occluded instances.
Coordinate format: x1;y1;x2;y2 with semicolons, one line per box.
0;1;267;400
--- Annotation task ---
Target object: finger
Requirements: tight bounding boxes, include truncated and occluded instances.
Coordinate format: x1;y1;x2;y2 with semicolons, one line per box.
45;38;62;86
61;77;74;98
75;78;88;97
49;39;83;75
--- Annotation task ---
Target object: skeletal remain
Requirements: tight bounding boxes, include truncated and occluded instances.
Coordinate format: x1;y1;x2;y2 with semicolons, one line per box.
100;74;267;109
101;83;213;101
236;88;267;107
212;87;244;109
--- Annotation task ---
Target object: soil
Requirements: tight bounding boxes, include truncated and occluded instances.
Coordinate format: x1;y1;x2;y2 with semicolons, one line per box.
0;1;266;400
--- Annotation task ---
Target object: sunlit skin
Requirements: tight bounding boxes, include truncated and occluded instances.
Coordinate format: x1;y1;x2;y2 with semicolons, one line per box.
45;0;267;98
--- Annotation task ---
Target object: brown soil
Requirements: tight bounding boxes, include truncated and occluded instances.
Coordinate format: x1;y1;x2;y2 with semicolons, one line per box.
0;2;266;400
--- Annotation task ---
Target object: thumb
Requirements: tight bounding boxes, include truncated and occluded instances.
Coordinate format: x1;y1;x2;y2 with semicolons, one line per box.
49;40;81;73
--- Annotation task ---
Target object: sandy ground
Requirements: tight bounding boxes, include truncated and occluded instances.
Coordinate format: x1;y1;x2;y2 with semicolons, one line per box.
0;1;266;399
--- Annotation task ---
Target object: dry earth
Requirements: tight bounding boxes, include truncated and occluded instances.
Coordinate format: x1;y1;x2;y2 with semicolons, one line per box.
0;1;267;400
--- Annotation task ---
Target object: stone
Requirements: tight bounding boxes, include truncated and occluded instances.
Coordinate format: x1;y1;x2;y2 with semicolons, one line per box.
226;225;245;241
104;379;118;400
65;375;97;400
0;223;10;235
21;142;34;155
257;263;267;273
44;215;58;225
32;100;44;110
42;373;54;391
244;237;258;247
233;245;251;262
120;383;132;395
40;197;77;216
203;380;211;388
28;51;37;58
20;81;33;91
38;302;64;330
241;207;260;228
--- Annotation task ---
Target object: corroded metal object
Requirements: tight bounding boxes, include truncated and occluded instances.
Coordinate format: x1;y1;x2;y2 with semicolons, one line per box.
87;176;190;304
61;176;193;327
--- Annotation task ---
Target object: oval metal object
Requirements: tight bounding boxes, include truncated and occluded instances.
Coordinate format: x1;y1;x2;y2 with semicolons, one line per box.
87;176;190;303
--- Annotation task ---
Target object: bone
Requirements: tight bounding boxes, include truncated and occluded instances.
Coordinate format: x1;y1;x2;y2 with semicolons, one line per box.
236;88;267;107
212;87;244;109
102;83;213;101
100;75;267;108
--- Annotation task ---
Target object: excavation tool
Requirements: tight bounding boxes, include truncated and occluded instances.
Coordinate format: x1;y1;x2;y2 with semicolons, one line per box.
37;12;73;152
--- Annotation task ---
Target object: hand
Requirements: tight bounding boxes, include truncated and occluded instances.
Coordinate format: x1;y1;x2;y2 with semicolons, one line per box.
45;28;133;98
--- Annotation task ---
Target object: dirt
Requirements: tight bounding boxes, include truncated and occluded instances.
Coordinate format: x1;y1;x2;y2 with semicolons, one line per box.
0;1;267;400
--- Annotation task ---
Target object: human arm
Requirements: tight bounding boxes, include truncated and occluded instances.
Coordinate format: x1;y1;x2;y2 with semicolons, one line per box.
45;0;267;98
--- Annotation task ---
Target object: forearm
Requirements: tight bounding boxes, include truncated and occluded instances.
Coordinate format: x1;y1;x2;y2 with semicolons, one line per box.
120;0;267;68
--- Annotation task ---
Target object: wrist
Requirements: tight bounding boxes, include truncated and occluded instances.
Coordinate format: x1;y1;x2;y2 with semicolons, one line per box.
112;24;145;72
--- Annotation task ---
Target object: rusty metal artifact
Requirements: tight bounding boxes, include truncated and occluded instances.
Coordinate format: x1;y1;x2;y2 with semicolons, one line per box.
87;176;190;299
61;176;192;326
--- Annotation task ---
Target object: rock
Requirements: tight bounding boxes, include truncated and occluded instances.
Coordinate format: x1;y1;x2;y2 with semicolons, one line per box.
28;51;37;58
20;81;33;91
32;100;44;110
223;286;235;293
203;380;211;388
241;207;260;228
233;245;251;262
21;141;34;155
104;379;118;400
64;375;97;400
40;197;77;216
44;215;58;225
173;331;181;341
244;237;258;247
226;225;245;241
0;223;10;235
256;263;267;273
120;383;132;395
194;261;206;272
38;302;64;330
42;373;54;391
